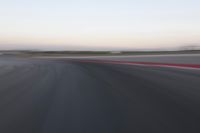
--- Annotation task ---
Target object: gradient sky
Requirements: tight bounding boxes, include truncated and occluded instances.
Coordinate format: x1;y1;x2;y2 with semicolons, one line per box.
0;0;200;50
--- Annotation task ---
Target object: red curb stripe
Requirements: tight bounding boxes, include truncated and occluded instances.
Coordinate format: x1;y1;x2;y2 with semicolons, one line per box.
77;60;200;69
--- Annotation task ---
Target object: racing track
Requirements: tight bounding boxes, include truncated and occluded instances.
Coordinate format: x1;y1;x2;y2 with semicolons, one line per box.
0;57;200;133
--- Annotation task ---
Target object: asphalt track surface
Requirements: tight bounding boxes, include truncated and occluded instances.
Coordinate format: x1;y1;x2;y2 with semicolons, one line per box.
0;57;200;133
45;54;200;64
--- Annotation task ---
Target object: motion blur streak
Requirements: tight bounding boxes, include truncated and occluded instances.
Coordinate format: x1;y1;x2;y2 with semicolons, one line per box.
76;60;200;69
0;57;200;133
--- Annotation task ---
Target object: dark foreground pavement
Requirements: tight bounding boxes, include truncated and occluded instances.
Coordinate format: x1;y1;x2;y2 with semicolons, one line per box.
0;58;200;133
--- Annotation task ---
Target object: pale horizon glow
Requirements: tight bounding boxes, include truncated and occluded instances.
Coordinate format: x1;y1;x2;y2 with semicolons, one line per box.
0;0;200;50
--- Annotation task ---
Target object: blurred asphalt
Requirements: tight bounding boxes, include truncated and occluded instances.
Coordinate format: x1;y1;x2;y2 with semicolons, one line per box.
0;57;200;133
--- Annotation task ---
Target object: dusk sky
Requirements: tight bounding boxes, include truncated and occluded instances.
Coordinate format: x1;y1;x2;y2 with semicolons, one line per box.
0;0;200;50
